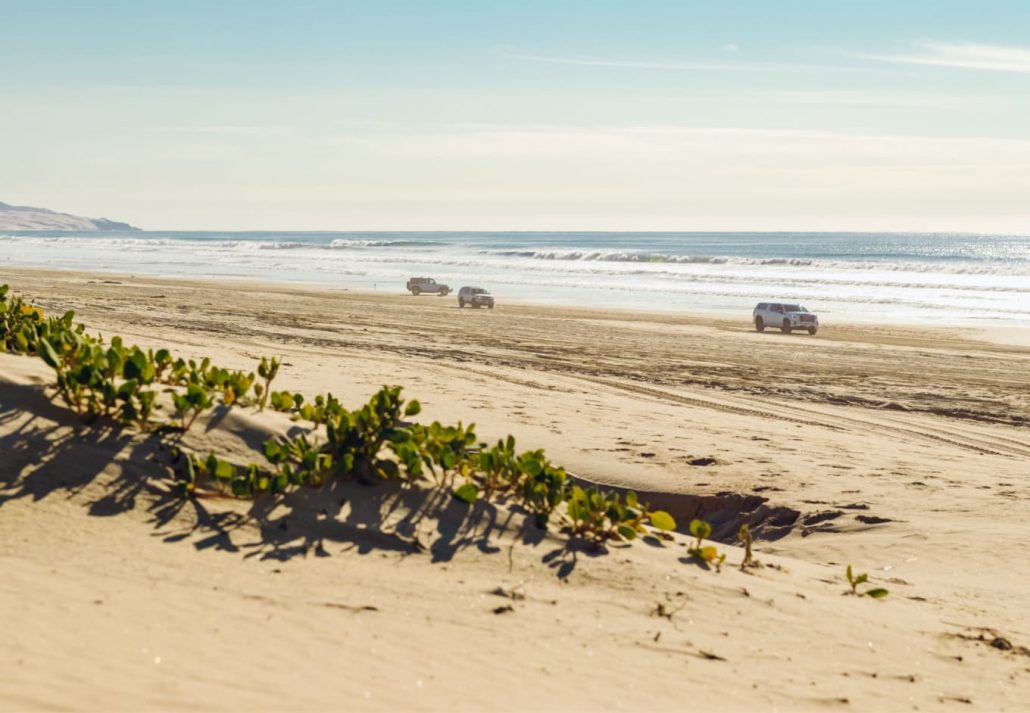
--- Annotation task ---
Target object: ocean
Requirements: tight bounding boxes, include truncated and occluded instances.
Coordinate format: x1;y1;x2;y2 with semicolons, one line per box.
2;231;1028;325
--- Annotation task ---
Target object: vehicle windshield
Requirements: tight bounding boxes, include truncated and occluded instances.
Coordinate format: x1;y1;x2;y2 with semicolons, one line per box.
784;304;807;312
471;288;488;295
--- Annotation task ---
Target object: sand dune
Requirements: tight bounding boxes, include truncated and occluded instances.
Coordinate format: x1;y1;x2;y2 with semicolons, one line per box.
1;269;1029;710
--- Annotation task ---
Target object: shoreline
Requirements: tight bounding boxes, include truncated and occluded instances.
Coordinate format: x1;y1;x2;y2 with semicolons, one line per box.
4;227;1029;331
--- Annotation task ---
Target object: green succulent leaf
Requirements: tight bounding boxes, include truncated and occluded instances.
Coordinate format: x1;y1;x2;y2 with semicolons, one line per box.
213;460;236;480
453;483;479;504
689;518;712;540
39;339;60;368
617;524;638;541
648;510;676;532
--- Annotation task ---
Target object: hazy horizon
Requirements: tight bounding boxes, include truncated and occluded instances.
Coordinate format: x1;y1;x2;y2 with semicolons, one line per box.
3;0;1030;233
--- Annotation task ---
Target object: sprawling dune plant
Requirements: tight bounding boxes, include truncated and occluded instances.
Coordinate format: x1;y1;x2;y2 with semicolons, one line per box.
2;283;678;548
0;284;274;432
0;286;82;361
261;404;675;540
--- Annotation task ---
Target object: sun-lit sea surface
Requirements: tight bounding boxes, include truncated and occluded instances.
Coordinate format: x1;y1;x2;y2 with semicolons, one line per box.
2;231;1028;325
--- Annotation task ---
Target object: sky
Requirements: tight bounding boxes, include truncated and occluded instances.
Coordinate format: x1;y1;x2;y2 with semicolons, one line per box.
1;0;1029;232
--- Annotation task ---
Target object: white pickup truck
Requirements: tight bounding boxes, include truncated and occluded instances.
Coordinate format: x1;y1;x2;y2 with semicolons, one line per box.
753;302;819;335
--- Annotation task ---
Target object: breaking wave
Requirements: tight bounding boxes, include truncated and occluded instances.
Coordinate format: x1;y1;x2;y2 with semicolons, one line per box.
328;239;438;249
479;249;1028;276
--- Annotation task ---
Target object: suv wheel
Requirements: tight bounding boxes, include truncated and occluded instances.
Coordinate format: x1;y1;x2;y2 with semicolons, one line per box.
755;316;765;332
458;297;465;308
411;286;421;296
808;327;818;335
439;288;449;296
781;319;792;334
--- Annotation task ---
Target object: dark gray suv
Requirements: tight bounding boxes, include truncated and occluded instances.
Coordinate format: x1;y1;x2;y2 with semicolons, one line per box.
458;286;495;309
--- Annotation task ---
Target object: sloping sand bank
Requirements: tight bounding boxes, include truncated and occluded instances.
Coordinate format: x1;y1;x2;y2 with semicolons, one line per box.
2;269;1029;710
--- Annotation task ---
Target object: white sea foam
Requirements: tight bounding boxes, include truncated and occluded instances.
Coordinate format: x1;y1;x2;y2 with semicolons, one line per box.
1;231;1027;324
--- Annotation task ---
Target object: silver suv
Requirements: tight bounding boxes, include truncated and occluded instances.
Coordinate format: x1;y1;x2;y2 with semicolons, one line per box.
753;302;819;335
458;286;494;309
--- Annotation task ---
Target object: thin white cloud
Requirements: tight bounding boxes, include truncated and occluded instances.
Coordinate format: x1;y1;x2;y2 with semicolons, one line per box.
750;89;966;108
505;52;736;70
149;125;295;136
504;52;766;72
868;41;1030;74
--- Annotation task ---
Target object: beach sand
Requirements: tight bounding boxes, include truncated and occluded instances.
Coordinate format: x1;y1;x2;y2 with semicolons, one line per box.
2;268;1029;710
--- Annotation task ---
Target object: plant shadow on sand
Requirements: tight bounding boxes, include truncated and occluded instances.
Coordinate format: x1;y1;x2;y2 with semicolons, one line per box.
152;476;558;568
0;379;614;577
0;377;803;579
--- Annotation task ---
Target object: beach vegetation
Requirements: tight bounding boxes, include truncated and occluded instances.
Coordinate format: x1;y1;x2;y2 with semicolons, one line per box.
648;508;677;533
2;282;679;553
269;390;305;415
255;356;280;411
845;565;889;598
738;523;759;570
171;383;215;431
0;284;52;354
566;485;649;543
688;518;726;571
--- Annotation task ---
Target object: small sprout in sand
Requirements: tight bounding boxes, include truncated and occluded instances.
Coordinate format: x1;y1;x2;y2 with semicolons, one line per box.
738;523;760;570
256;356;281;411
845;565;889;598
687;518;726;572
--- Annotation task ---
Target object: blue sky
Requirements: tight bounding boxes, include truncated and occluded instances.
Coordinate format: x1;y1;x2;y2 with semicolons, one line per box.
2;0;1029;230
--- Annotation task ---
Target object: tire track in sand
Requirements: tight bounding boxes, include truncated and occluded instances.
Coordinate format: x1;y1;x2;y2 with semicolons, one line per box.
579;376;1028;459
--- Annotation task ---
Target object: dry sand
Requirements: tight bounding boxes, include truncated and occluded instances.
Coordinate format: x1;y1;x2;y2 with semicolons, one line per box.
1;268;1029;711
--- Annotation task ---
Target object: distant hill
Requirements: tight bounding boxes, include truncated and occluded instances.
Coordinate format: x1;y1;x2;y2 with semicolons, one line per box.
0;201;140;231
